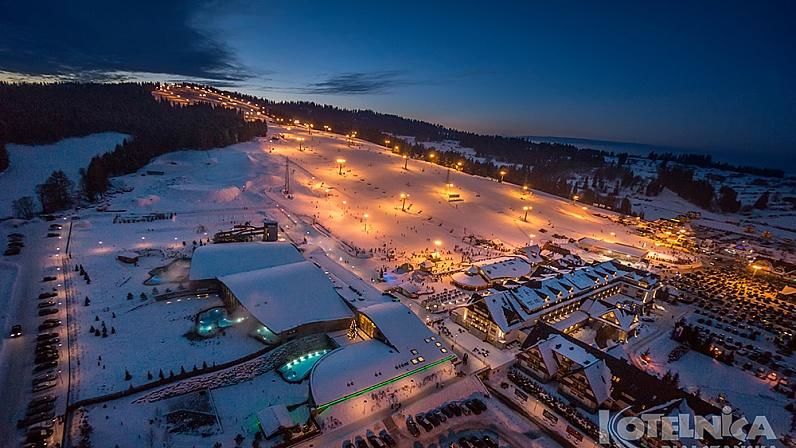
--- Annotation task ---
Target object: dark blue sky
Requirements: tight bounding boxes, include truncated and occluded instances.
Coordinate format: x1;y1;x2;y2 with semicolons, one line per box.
2;1;794;159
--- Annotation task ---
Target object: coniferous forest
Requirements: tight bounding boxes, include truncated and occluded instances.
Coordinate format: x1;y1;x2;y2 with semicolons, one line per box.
0;83;267;209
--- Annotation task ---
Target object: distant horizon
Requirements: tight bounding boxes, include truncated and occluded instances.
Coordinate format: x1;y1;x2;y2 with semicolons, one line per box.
518;135;792;174
2;1;794;160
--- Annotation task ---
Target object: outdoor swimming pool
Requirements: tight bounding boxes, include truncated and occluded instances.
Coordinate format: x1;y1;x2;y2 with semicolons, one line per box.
196;307;243;337
277;349;331;382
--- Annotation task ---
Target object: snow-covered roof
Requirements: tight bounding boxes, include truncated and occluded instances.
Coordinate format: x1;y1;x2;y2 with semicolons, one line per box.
451;271;489;289
578;237;649;259
551;310;589;331
189;242;304;280
218;261;353;334
473;256;532;280
470;261;654;334
256;404;294;437
310;303;453;408
581;359;613;405
549;335;598;367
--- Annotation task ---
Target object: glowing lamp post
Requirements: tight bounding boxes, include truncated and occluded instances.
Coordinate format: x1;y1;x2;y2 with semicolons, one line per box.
751;265;762;276
400;193;409;211
297;137;305;151
499;170;507;183
336;158;346;175
456;161;463;171
428;153;435;162
385;139;391;147
572;194;580;204
363;213;369;232
523;205;532;222
403;154;409;170
432;239;442;260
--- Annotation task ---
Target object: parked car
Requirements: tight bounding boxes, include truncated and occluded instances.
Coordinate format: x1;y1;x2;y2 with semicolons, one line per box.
32;381;56;392
36;333;59;342
38;308;59;317
38;292;57;300
416;413;434;431
38;301;56;309
32;373;57;386
424;411;440;426
9;324;23;338
37;338;60;348
35;354;58;365
38;320;61;331
16;411;55;429
379;430;397;447
29;395;56;407
405;416;420;437
33;361;58;373
353;436;368;448
26;403;54;416
366;432;386;448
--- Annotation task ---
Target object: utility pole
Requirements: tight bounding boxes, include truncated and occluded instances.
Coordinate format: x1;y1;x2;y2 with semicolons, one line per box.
284;157;290;195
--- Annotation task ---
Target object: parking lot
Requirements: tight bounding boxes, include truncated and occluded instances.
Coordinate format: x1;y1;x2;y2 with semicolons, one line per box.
1;221;71;448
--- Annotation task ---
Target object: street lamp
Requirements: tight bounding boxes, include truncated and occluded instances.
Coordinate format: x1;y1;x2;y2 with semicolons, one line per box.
572;195;579;204
456;161;463;171
523;205;532;222
297;137;305;151
363;213;369;232
336;158;346;175
403;154;409;170
499;170;507;183
751;265;762;276
428;153;435;162
385;139;391;147
400;193;409;211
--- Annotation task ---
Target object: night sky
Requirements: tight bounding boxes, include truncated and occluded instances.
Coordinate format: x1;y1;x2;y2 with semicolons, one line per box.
1;0;794;161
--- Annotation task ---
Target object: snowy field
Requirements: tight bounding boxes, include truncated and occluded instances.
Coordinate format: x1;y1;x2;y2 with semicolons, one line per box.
0;132;128;217
52;124;663;402
65;217;267;400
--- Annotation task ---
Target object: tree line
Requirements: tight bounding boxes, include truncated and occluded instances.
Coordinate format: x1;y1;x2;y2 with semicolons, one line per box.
0;82;267;215
648;151;783;178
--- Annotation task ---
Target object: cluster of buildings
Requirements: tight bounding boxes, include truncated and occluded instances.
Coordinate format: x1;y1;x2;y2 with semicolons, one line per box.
188;242;455;440
451;260;660;348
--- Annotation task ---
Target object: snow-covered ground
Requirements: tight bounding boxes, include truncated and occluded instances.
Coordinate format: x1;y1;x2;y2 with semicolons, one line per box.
6;121;789;447
0;132;128;217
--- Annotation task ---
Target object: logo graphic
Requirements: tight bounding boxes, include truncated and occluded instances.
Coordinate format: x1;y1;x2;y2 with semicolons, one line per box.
599;405;777;448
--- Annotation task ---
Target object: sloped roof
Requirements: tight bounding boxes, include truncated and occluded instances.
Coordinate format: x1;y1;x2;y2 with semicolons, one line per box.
218;260;353;334
310;303;453;408
189;242;304;280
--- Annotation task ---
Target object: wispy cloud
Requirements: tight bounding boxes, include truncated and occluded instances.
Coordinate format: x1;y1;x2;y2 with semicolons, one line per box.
0;0;249;82
260;71;419;96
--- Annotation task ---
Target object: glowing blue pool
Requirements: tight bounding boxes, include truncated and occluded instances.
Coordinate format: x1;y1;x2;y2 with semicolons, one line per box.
277;349;330;382
196;307;243;337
